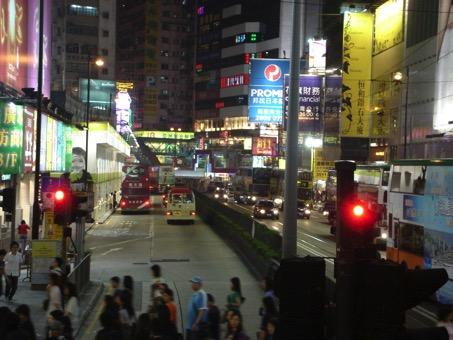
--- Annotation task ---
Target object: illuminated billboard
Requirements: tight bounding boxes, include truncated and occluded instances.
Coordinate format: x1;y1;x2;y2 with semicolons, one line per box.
0;0;52;96
374;0;404;55
308;39;326;70
341;12;373;137
115;82;134;134
79;79;116;105
252;137;277;156
0;102;24;174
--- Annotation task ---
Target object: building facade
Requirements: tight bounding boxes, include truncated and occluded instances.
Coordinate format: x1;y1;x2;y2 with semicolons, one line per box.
116;0;195;131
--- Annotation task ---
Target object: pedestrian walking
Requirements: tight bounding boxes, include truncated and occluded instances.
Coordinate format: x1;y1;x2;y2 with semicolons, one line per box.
123;275;134;295
186;276;208;340
3;310;31;340
134;313;153;340
207;293;221;340
225;277;245;319
151;264;167;298
110;276;122;298
63;282;80;331
15;304;37;340
50;257;66;278
149;295;177;339
162;287;177;327
224;311;249;340
95;311;123;340
115;290;136;338
0;248;6;299
261;318;278;340
5;241;22;302
48;309;74;340
46;273;63;314
17;220;30;252
257;297;278;340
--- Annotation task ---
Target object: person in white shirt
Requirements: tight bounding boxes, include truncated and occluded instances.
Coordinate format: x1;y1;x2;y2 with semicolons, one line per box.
47;273;63;315
5;241;22;302
63;282;79;330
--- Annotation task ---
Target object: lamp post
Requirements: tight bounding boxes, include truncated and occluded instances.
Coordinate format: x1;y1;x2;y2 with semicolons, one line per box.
393;68;409;159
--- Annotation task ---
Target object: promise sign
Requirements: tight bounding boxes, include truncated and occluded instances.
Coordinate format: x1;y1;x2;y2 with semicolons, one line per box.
0;102;24;174
341;12;373;137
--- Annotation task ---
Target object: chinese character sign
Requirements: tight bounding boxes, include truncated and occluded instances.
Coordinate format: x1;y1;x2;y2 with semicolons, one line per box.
284;75;323;133
248;59;290;124
252;137;276;156
23;106;35;173
341;12;373;137
324;76;342;144
0;102;23;174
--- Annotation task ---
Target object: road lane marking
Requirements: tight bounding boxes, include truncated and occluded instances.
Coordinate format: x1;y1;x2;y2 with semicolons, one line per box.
272;226;279;231
297;240;334;265
301;232;327;244
100;247;122;256
89;236;151;250
276;222;283;226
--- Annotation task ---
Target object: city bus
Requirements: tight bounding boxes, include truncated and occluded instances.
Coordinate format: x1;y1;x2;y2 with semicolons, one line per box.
119;164;151;213
386;159;453;303
165;187;196;224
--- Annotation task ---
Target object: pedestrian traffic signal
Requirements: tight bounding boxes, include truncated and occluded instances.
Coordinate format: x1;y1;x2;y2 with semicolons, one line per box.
353;260;448;340
53;187;72;225
0;188;15;214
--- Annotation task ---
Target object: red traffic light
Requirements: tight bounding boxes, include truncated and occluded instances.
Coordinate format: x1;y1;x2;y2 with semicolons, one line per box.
55;190;65;201
352;204;365;217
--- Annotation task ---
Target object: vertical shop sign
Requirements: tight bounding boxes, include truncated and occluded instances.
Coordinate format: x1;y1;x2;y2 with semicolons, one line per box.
0;102;24;174
23;106;35;173
341;12;373;137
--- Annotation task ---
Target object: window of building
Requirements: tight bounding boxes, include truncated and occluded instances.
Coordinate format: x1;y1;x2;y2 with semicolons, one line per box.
68;4;98;16
102;30;109;37
66;43;79;54
160;50;169;57
160;76;168;82
162;23;171;31
161;64;169;70
160;103;168;109
101;49;108;56
161;89;169;96
161;37;169;44
102;11;109;19
102;68;108;75
163;11;171;17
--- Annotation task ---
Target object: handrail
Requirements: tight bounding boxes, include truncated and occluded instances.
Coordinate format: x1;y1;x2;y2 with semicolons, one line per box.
68;254;91;293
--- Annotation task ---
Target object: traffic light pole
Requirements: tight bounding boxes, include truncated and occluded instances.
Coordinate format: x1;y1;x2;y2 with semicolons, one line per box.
335;161;356;340
282;0;302;259
75;216;85;264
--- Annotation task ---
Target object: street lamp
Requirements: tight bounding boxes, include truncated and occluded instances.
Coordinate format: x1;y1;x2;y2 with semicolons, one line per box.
393;68;409;158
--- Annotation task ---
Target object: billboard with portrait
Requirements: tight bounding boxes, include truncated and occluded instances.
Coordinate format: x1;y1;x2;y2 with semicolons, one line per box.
0;0;52;95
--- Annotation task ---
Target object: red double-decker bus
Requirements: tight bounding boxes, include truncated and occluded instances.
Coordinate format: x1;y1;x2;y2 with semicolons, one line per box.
120;164;151;213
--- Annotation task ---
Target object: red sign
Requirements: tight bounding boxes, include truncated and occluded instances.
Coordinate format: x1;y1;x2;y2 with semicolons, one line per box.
252;137;277;156
23;106;35;173
220;74;249;88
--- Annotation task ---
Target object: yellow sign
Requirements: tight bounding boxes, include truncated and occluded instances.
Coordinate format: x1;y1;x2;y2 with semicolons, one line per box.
43;211;63;240
32;240;59;257
134;130;194;139
313;150;334;182
116;82;134;91
374;0;404;55
341;12;373;137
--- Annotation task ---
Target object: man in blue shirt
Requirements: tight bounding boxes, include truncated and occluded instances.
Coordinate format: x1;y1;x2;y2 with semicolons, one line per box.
187;276;208;340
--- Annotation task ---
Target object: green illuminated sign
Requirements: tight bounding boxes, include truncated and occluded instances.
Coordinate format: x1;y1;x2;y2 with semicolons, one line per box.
0;102;24;174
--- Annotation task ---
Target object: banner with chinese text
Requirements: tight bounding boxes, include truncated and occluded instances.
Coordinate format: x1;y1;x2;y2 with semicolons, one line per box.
341;12;373;137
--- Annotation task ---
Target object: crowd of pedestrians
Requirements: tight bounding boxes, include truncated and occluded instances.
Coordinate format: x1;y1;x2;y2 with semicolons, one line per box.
94;264;280;340
0;238;80;340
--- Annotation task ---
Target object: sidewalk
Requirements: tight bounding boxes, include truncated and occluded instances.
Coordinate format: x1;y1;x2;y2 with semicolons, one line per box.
86;208;115;232
0;269;103;340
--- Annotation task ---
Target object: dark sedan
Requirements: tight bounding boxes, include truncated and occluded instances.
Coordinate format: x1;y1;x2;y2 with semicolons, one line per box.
253;200;280;219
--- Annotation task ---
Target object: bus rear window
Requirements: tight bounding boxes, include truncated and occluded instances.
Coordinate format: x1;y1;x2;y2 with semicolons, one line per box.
122;188;149;196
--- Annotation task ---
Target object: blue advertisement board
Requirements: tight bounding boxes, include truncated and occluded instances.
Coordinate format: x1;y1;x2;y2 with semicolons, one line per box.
248;59;290;124
284;75;323;133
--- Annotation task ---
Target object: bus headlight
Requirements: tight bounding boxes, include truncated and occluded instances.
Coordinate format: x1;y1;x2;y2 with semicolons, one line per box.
214;194;219;198
273;209;279;215
274;198;283;205
252;196;257;201
323;211;329;216
260;209;266;214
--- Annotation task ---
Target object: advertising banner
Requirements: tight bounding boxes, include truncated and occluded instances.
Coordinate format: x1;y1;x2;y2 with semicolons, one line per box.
308;39;326;71
284;75;322;133
115;82;133;134
374;0;404;55
0;0;52;95
341;12;373;137
40;114;72;172
79;79;116;104
252;137;276;156
0;102;23;174
324;76;342;144
248;59;290;124
23;106;35;173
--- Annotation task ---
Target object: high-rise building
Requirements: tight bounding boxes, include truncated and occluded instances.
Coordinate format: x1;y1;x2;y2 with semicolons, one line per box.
193;0;323;173
116;0;194;131
51;0;117;123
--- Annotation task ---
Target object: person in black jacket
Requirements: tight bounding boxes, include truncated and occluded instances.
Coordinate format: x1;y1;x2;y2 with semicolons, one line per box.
207;293;220;340
95;311;123;340
16;304;36;340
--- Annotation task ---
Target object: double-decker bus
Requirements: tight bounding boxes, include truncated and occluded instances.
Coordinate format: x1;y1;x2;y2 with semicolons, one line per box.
386;159;453;303
119;164;151;213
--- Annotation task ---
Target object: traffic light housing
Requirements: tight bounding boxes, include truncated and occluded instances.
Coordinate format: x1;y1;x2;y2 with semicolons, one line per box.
53;187;72;225
0;188;15;214
353;260;448;340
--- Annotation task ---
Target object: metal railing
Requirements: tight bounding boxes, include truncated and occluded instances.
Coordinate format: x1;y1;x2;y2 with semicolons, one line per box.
68;254;91;293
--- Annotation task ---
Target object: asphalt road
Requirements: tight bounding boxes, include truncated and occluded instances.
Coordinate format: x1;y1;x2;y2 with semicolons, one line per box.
77;207;263;339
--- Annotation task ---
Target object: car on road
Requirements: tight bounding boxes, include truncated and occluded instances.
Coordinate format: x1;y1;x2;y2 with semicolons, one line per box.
233;191;248;204
297;201;311;219
253;200;280;219
214;189;229;202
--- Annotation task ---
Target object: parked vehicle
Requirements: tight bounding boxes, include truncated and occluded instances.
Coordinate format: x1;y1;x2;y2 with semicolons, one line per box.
253;200;279;219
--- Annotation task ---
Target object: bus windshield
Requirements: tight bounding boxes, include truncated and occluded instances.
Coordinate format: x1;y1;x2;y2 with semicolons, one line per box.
170;193;193;203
